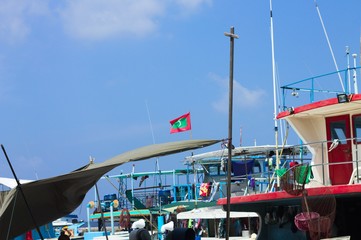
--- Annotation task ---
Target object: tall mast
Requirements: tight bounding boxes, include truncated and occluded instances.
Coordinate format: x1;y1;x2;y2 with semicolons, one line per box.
224;26;238;240
269;0;280;187
347;46;351;93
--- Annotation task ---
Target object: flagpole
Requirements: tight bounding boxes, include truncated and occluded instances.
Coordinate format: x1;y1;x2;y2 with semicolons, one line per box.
188;113;197;208
224;27;238;240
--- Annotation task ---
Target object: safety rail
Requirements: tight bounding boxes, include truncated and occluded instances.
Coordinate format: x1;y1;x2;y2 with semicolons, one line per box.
280;67;361;108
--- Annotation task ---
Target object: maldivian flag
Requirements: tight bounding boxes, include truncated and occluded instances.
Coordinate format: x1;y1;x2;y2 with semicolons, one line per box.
169;112;191;134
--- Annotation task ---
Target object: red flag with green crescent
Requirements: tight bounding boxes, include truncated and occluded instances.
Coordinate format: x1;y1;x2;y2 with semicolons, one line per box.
169;112;191;134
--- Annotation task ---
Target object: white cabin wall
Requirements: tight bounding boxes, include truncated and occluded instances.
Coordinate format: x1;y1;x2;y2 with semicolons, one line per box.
286;116;330;185
287;117;324;142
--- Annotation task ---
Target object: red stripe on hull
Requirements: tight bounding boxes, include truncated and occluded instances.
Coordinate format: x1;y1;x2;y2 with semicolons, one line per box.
277;94;361;119
217;184;361;205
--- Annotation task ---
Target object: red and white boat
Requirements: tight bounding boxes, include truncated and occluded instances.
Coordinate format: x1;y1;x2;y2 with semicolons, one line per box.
218;69;361;239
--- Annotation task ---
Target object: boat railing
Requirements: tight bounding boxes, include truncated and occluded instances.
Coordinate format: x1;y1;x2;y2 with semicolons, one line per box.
225;136;361;195
256;136;361;190
94;136;361;212
280;67;361;108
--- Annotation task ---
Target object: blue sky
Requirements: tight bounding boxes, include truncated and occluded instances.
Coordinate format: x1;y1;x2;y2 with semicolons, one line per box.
0;0;361;217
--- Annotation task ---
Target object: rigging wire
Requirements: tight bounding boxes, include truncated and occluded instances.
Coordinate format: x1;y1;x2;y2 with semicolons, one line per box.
145;100;162;198
275;63;285;145
103;176;157;231
314;0;345;92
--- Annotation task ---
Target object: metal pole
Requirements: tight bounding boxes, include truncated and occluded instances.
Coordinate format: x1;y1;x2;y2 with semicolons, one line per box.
87;204;91;232
224;26;238;240
1;144;44;240
347;46;351;93
353;53;358;93
269;0;280;189
110;204;114;235
131;164;135;209
95;183;109;239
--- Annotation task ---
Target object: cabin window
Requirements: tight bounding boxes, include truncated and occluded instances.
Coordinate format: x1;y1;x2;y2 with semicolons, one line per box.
330;121;347;144
209;165;220;176
352;115;361;143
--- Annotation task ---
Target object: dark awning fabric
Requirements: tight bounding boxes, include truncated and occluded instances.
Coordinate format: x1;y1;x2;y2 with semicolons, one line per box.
231;160;255;177
0;139;220;239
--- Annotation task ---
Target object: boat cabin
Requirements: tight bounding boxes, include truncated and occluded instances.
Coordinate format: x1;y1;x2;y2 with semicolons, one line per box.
277;93;361;186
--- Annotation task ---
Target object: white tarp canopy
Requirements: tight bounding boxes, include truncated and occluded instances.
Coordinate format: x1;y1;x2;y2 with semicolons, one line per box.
0;177;33;189
176;206;258;220
183;144;304;164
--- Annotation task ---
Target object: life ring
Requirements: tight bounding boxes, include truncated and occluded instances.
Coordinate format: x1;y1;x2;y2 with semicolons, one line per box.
119;208;130;230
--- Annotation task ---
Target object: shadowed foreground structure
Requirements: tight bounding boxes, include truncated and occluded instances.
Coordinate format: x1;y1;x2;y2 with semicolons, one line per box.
0;139;220;239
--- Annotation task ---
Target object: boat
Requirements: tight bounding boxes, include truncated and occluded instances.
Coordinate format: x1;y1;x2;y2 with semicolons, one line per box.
52;214;85;238
2;2;358;239
83;144;304;239
176;205;258;239
215;66;361;239
209;1;361;239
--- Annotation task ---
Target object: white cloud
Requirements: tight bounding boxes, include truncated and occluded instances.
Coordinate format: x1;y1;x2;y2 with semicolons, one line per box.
210;73;267;113
0;0;212;43
60;0;166;40
174;0;212;11
59;0;213;41
0;0;49;43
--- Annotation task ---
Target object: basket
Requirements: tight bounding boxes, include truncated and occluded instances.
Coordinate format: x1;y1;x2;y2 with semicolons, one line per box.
279;164;311;196
294;212;320;231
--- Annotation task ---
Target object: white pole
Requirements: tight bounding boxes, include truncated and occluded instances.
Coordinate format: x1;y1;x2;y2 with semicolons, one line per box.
353;53;359;93
94;187;97;210
269;0;280;187
131;164;135;209
193;158;197;208
110;204;114;235
172;170;176;202
347;46;351;93
87;205;91;232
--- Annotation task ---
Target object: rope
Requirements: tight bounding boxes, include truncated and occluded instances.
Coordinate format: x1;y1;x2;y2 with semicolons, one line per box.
104;176;157;230
265;122;290;192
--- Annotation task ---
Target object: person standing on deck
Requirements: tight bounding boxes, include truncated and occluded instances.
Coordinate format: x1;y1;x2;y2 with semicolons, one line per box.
145;196;152;208
58;230;70;240
119;208;131;232
93;207;103;231
129;219;151;240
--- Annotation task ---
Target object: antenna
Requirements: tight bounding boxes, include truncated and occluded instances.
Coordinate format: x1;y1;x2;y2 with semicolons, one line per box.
314;0;345;92
145;100;156;145
240;127;242;146
145;100;162;192
346;46;351;93
353;53;358;93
